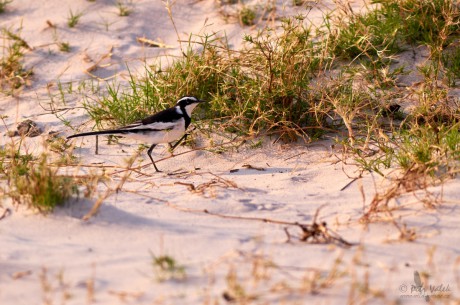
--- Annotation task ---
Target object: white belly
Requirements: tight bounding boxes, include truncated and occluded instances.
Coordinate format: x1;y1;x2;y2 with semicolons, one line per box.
123;120;186;144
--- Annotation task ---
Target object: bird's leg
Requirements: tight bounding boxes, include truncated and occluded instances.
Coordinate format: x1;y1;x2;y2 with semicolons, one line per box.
170;126;197;152
169;133;189;152
95;135;99;155
147;144;161;172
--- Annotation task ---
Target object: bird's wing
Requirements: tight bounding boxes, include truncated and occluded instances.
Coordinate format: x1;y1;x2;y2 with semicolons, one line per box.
129;121;177;131
117;107;182;130
119;121;143;129
141;107;183;125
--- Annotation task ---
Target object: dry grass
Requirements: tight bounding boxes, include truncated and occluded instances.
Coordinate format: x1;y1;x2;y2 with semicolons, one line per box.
0;26;33;94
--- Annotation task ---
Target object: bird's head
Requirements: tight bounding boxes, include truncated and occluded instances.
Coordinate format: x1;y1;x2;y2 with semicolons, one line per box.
176;96;205;117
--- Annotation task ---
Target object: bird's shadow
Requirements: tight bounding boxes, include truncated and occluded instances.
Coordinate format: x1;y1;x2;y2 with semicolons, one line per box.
55;198;195;234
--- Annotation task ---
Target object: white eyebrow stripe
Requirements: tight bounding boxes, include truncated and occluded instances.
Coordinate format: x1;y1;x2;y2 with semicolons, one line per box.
177;96;195;103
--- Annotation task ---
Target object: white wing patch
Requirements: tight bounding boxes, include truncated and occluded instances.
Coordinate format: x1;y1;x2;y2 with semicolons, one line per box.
122;119;186;144
130;121;178;131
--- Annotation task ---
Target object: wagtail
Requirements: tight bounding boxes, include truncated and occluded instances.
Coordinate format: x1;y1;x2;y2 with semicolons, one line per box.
67;96;205;172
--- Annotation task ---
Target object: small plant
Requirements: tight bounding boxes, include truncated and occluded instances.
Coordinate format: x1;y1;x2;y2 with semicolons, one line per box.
58;41;71;52
1;146;78;213
116;0;132;16
0;26;33;93
52;29;71;53
97;15;118;31
0;0;13;13
150;253;186;282
239;5;256;26
67;8;84;28
395;124;460;173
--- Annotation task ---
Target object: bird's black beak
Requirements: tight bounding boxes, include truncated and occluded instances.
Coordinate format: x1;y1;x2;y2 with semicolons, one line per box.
198;99;206;103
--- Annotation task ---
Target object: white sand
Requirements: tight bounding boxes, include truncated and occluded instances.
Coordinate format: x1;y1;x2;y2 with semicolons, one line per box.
1;1;459;304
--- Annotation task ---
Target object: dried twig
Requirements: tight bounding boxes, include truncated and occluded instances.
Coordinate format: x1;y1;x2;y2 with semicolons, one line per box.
284;204;354;246
136;37;173;48
174;172;238;197
83;46;119;81
174;181;196;192
84;46;113;73
242;164;265;171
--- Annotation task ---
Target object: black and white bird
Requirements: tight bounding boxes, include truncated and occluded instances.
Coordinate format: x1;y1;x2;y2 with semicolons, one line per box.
67;96;205;172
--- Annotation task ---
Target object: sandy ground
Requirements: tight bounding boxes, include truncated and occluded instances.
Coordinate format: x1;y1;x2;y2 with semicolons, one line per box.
1;1;460;304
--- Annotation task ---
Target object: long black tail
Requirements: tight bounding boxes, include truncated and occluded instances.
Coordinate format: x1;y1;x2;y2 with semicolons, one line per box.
67;129;130;139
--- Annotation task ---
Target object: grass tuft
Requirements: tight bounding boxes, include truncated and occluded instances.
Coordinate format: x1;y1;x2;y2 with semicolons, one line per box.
0;0;13;13
1;148;78;213
239;5;256;26
328;6;401;60
0;26;33;94
150;253;186;282
67;8;84;28
116;0;133;16
328;0;460;61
